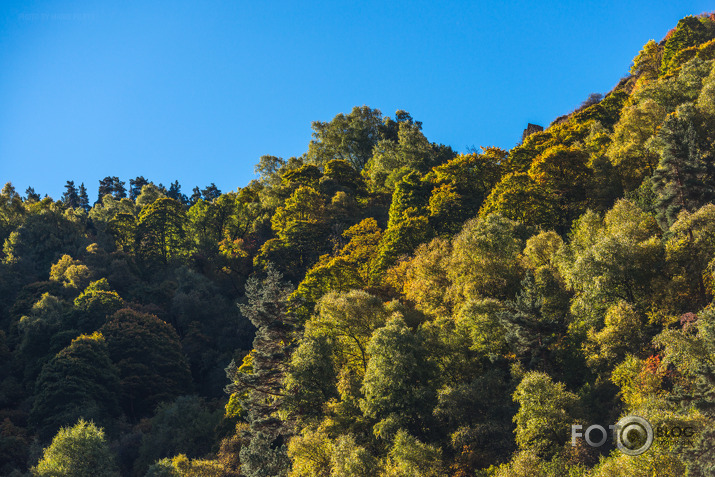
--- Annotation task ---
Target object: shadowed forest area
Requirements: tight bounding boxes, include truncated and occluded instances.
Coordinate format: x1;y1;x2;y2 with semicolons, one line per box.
3;13;715;477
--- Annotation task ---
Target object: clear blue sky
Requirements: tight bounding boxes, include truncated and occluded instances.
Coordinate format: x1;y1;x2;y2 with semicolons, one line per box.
1;1;712;201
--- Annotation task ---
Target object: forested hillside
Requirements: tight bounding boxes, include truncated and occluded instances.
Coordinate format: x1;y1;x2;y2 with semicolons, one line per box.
3;13;715;477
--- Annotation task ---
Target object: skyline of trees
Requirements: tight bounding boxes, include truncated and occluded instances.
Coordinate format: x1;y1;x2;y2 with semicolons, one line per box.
1;12;715;477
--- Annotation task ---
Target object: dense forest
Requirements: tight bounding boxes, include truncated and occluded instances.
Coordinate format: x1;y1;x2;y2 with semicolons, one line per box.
3;13;715;477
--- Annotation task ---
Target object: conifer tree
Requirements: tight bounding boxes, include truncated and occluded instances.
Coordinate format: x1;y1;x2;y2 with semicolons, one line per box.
77;183;90;212
201;183;221;202
166;180;188;205
97;177;114;201
190;186;202;205
225;265;295;477
112;177;127;199
25;186;41;202
61;181;80;209
129;176;149;200
652;104;715;227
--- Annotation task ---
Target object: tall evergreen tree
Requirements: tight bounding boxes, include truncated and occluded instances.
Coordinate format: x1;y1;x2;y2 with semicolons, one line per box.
97;177;114;201
77;183;90;212
129;176;149;200
496;273;568;373
61;181;80;209
97;176;127;202
201;183;221;202
112;177;127;199
25;186;40;202
190;186;202;205
166;180;188;205
652;104;715;227
225;265;295;477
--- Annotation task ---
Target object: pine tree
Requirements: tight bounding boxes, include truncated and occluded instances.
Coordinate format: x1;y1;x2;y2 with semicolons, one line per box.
97;177;114;201
61;181;80;209
652;105;715;227
225;265;295;477
129;176;149;200
97;176;127;202
77;183;90;212
112;177;127;199
25;186;40;202
661;308;715;476
190;186;202;205
166;180;188;205
496;272;567;372
201;183;221;202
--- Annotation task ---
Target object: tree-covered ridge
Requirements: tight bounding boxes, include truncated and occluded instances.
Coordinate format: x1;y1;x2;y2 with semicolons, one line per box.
2;12;715;476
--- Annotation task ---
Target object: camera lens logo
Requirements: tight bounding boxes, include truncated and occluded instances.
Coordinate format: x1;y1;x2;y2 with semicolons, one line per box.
614;415;653;456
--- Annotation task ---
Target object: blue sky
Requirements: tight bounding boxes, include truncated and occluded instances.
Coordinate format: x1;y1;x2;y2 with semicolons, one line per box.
1;1;712;201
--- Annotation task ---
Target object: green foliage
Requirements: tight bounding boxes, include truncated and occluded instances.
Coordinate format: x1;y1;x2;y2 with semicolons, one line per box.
262;185;329;276
49;254;92;289
305;106;385;170
661;16;715;76
32;419;119;477
447;213;526;306
371;210;431;279
583;301;646;371
89;195;136;227
607;98;665;189
386;172;429;229
73;279;124;332
365;115;454;191
145;454;228;477
651;103;715;227
0;182;26;252
329;434;379;477
528;145;592;229
557;200;663;334
664;204;715;308
426;148;505;236
512;371;579;457
656;308;715;475
17;292;71;382
135;396;222;475
136;183;167;208
227;266;295;477
3;208;87;279
631;40;663;85
382;429;443;477
401;238;452;318
30;333;120;440
360;316;436;440
697;61;715;116
186;194;237;255
137;198;189;268
6;20;715;474
480;173;558;229
497;272;569;372
292;218;383;317
286;427;332;477
100;308;192;419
